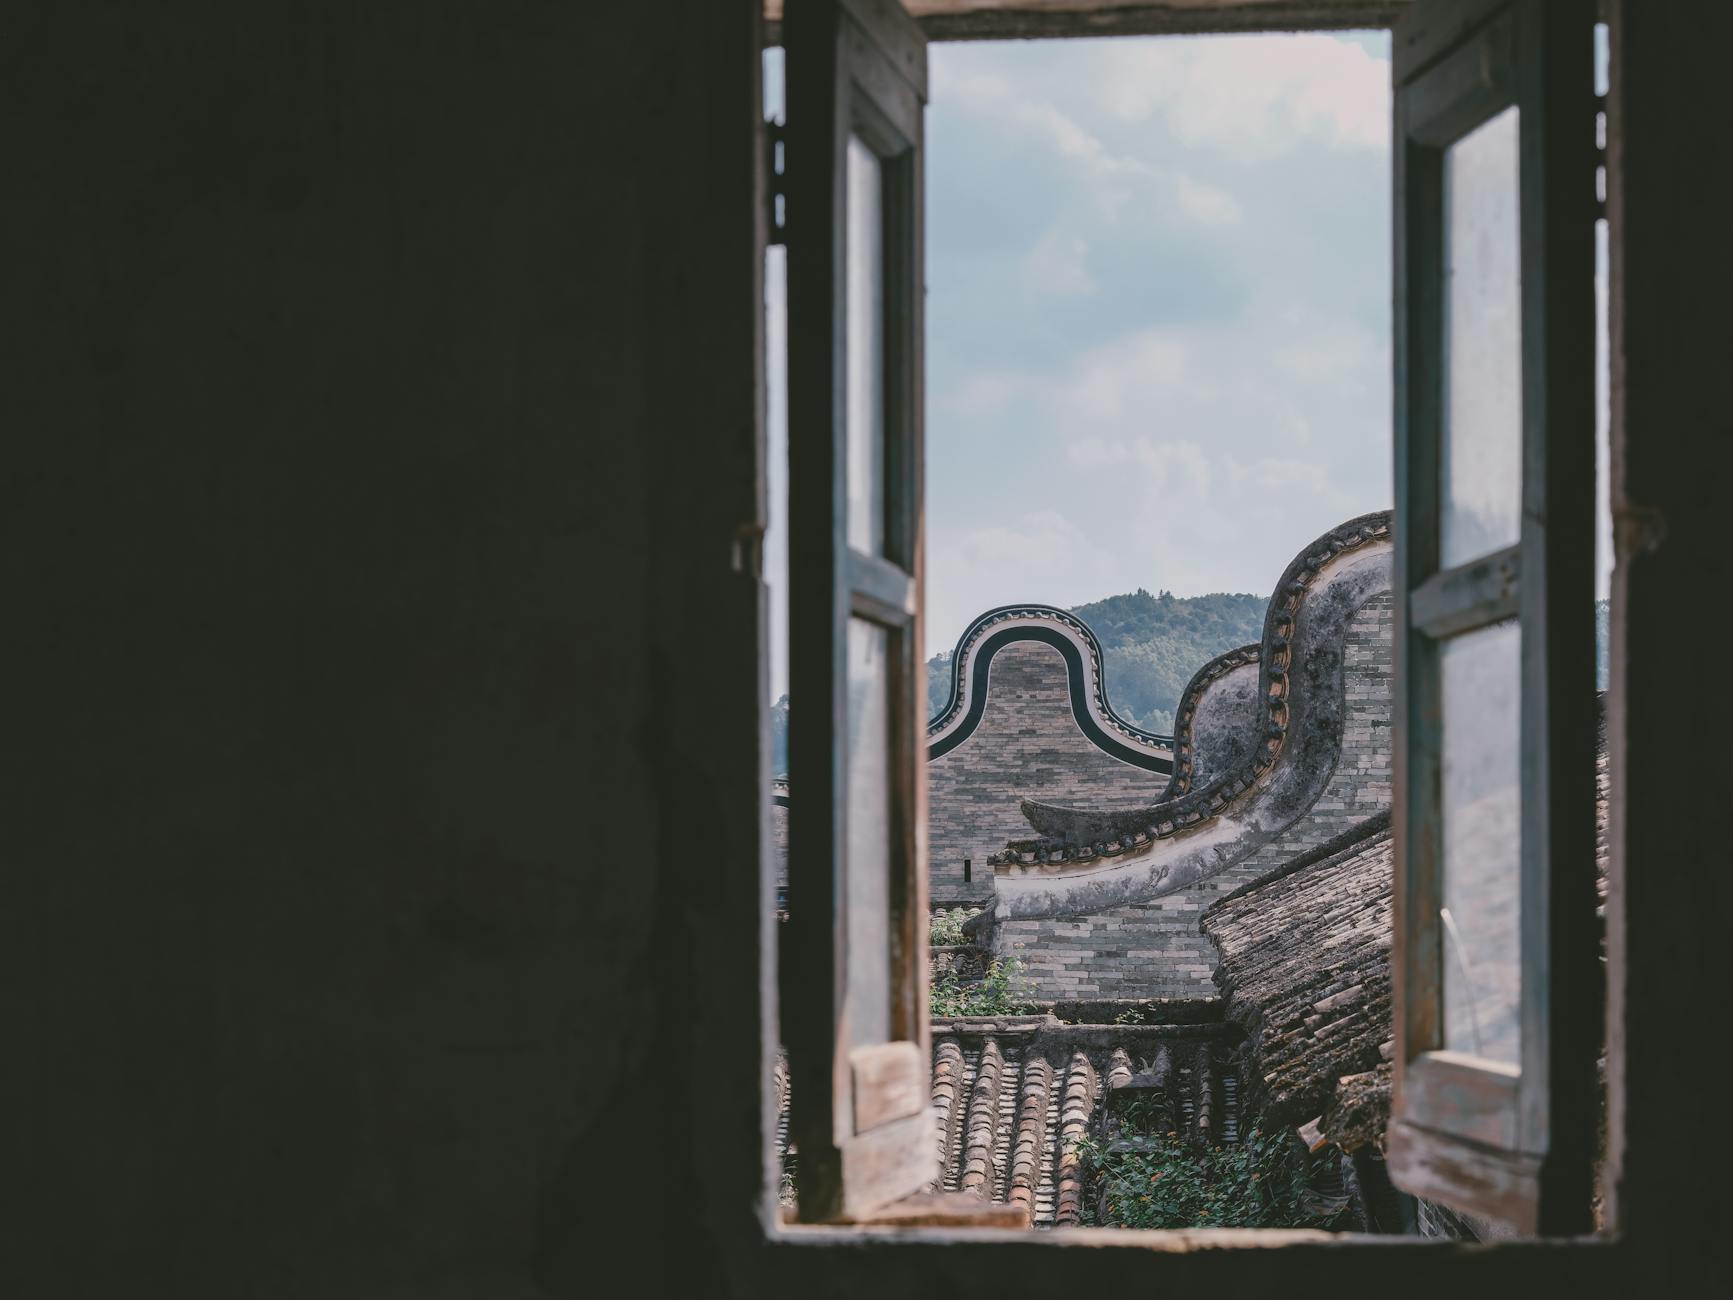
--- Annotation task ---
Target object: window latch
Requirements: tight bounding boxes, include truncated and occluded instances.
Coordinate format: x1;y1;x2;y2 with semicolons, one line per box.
767;116;788;246
1594;93;1607;221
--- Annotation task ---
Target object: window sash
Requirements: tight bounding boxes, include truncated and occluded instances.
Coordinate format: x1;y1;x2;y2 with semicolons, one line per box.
1390;0;1598;1234
784;0;932;1223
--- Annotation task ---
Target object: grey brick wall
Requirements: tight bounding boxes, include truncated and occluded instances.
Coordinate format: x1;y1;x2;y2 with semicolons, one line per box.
998;897;1223;1001
1000;592;1393;1000
771;593;1390;1003
772;798;788;892
1203;591;1394;892
927;640;1166;906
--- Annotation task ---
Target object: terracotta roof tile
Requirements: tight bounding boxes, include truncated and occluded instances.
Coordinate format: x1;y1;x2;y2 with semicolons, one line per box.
777;1019;1244;1228
1204;713;1611;1153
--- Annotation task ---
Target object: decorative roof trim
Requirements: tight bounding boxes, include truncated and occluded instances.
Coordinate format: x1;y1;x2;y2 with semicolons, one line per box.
926;604;1173;773
989;510;1393;870
1163;641;1262;800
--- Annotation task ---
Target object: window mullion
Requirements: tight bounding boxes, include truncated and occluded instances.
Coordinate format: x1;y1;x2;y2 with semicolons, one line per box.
1411;544;1522;638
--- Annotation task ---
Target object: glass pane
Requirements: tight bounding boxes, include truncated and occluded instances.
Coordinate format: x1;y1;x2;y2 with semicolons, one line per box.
1439;620;1523;1067
1441;106;1523;568
846;135;885;555
845;617;892;1047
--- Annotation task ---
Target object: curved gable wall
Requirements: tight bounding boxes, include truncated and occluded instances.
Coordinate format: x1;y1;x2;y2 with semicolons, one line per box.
927;605;1174;769
996;585;1393;1000
774;606;1173;904
929;638;1170;904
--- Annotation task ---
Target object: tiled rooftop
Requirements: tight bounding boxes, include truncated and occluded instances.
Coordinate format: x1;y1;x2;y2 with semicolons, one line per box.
1201;816;1395;1142
778;1017;1244;1228
1204;703;1611;1154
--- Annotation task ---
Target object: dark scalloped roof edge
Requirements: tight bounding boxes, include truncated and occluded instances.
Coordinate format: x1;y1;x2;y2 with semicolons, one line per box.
990;510;1393;866
1163;641;1262;800
925;603;1175;764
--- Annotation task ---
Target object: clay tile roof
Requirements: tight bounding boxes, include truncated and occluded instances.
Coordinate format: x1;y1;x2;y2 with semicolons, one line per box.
1201;815;1395;1138
778;1018;1244;1228
934;1021;1247;1226
1206;705;1612;1153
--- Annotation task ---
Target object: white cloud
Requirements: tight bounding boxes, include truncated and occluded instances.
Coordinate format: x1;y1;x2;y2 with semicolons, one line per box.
1224;454;1342;500
921;288;1390;656
1174;174;1243;225
1088;34;1390;160
917;33;1395;657
946;67;1148;179
1067;434;1157;470
1066;433;1212;497
941;64;1148;217
1061;330;1193;426
938;369;1032;418
1023;229;1098;298
1270;310;1386;390
927;509;1121;653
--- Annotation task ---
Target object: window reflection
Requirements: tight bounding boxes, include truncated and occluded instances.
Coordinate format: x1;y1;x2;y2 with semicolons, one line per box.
1439;619;1523;1066
1441;106;1523;569
845;617;892;1046
845;136;885;556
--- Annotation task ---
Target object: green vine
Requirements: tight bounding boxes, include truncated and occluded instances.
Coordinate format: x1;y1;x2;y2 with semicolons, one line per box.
1075;1103;1348;1231
928;907;979;947
928;955;1035;1018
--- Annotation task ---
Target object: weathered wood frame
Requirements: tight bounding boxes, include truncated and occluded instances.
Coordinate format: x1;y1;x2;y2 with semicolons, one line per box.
769;0;1608;1243
767;0;1409;42
1389;0;1599;1233
785;0;935;1223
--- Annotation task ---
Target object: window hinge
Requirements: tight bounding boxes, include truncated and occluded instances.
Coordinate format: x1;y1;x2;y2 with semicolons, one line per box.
767;116;788;246
1594;93;1608;222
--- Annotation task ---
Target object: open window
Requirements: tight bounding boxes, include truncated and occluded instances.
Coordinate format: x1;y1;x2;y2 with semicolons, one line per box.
783;0;934;1222
771;0;1608;1239
1388;0;1599;1233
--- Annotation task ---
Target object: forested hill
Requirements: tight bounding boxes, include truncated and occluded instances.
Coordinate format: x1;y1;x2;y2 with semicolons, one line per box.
924;589;1267;737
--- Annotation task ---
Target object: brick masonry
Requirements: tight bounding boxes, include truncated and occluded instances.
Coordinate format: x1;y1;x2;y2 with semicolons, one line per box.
998;592;1393;1001
770;591;1392;1003
927;640;1166;906
772;639;1166;900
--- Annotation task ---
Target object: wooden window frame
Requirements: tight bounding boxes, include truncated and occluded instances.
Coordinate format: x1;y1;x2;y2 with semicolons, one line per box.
766;0;1611;1246
1388;0;1600;1234
784;0;935;1223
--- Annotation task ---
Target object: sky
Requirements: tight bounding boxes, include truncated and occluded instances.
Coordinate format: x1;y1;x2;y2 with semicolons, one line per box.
764;29;1610;698
917;31;1395;661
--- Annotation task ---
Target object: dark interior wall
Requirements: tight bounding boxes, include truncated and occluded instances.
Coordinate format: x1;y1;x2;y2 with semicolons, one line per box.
3;2;767;1294
5;1;1730;1297
1606;0;1733;1290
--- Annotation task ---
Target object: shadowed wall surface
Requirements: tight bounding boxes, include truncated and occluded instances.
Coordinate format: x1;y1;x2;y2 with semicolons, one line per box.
2;2;763;1294
4;2;1731;1297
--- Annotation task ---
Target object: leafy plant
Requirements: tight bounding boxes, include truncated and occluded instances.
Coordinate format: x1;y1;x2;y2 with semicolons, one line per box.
1074;1119;1347;1231
928;906;979;947
928;955;1035;1018
1113;1004;1163;1025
